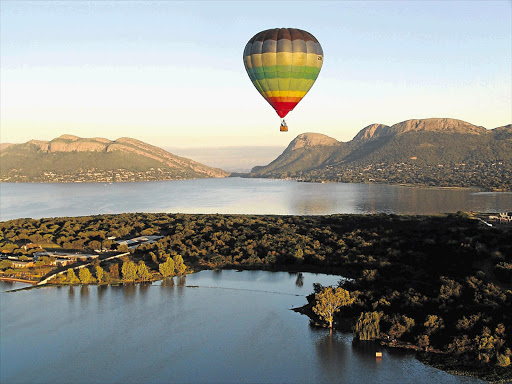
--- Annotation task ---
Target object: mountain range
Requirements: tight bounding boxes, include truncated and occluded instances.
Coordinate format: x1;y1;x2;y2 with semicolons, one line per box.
250;118;512;190
1;118;510;189
0;134;228;182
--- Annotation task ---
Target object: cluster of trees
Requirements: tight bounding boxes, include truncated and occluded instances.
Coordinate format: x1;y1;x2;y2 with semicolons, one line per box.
58;254;187;285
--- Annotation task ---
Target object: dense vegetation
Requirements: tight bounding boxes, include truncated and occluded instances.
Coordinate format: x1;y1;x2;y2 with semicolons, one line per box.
250;129;512;191
1;212;511;380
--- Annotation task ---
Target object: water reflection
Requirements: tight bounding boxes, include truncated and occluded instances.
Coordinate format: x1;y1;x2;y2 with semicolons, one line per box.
212;269;223;280
295;272;304;287
177;276;186;287
139;283;150;298
0;273;483;384
314;330;349;382
68;285;75;299
4;178;510;221
289;186;340;215
97;284;107;301
351;338;382;358
122;284;137;302
80;285;89;299
161;277;175;287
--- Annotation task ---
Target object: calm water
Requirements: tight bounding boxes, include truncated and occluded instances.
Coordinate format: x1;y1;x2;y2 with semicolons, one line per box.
1;178;511;221
0;271;482;384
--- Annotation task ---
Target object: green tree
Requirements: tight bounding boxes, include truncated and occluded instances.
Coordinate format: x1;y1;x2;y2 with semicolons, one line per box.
121;261;137;282
354;311;381;340
79;267;94;284
173;254;186;276
66;268;80;284
159;257;175;278
137;261;151;282
313;287;354;329
96;265;105;284
0;260;12;270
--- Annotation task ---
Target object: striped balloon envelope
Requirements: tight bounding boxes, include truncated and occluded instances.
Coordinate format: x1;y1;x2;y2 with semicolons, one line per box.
243;28;323;130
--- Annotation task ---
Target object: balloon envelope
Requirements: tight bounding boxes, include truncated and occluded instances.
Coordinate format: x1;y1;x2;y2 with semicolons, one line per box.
243;28;323;119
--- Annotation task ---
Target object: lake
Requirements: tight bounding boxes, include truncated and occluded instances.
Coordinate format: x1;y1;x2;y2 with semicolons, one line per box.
0;271;483;384
1;178;511;221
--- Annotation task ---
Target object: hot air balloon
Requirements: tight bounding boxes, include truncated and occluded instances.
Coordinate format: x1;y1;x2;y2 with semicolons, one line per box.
243;28;323;132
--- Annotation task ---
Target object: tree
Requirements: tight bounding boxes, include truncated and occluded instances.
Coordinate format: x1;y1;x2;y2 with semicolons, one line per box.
35;260;46;275
417;335;430;351
118;243;129;252
159;257;175;278
0;260;12;270
313;287;354;329
79;267;94;284
388;315;415;340
96;265;105;284
66;268;80;284
424;315;444;336
354;311;381;340
121;261;137;282
109;264;119;280
174;254;186;276
137;261;151;282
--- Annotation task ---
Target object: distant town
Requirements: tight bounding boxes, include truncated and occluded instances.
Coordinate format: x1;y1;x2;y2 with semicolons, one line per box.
297;161;512;192
1;168;198;183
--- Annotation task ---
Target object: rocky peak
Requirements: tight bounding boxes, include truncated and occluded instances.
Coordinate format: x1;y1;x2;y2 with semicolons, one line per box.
353;124;391;141
286;133;338;152
57;134;81;141
354;118;487;142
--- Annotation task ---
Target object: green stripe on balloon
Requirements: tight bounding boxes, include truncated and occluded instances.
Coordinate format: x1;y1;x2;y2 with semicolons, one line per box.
252;78;316;93
247;66;320;80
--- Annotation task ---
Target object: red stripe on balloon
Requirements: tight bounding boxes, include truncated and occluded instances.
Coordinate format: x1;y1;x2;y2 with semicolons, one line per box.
268;100;301;118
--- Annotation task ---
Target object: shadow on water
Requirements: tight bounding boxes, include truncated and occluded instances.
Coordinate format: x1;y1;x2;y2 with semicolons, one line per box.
351;338;382;358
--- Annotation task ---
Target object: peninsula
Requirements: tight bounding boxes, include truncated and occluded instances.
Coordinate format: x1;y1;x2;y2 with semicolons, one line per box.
1;212;511;381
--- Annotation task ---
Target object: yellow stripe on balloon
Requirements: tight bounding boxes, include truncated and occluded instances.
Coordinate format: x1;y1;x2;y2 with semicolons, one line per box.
263;90;308;98
246;53;322;69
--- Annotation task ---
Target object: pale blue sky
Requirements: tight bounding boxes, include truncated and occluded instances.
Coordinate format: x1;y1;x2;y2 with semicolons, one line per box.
1;0;511;147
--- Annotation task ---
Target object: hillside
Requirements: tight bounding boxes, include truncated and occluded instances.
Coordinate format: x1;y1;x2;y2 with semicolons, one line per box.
0;135;229;182
250;118;512;191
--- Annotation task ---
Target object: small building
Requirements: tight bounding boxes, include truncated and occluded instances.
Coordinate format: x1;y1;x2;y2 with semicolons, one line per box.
10;260;35;268
117;235;163;250
489;212;512;224
55;259;74;267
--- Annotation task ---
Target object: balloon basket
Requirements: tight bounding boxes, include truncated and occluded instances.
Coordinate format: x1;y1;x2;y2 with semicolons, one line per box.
280;124;288;132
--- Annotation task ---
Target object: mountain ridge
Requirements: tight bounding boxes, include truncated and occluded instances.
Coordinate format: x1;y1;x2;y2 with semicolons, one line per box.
250;118;512;191
0;134;229;182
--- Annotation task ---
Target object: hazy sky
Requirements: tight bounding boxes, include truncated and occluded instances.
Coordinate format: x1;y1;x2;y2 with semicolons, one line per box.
1;1;511;148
